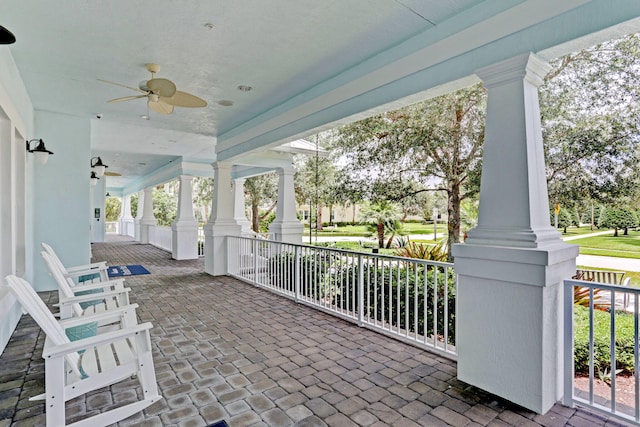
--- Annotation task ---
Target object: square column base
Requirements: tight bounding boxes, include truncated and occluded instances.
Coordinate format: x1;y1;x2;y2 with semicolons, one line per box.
203;221;241;276
171;222;199;260
269;221;303;244
452;242;578;414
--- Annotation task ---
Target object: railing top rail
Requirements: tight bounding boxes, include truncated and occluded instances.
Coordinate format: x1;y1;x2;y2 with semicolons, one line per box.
564;278;637;293
229;235;454;268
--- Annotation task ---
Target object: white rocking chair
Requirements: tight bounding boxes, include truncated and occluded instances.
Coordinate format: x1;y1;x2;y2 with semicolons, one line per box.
41;250;134;323
4;275;161;427
41;242;109;283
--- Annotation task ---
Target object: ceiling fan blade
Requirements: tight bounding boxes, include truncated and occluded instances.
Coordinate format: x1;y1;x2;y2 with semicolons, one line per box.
146;78;177;97
148;99;174;115
162;91;207;108
97;78;147;94
107;94;148;103
104;171;122;177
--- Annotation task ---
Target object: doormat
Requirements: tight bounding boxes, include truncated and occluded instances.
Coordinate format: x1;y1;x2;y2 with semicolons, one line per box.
207;421;229;427
107;265;150;277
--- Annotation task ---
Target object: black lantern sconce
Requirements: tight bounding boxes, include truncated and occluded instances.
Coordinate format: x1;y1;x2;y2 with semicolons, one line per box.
26;139;54;165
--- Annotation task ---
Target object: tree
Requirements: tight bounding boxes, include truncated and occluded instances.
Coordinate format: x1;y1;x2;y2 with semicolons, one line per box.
334;84;485;259
105;197;121;222
294;145;338;230
359;200;402;248
599;206;638;236
193;177;214;223
152;187;177;226
541;34;640;209
550;207;572;234
244;173;278;232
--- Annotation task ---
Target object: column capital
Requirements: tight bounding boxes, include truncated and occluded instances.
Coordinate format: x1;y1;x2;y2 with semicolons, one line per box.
476;52;551;89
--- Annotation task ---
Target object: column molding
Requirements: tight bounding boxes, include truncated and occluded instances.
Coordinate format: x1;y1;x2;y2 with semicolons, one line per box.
232;178;252;235
204;162;241;275
172;175;198;260
139;187;156;244
452;52;578;414
269;165;303;243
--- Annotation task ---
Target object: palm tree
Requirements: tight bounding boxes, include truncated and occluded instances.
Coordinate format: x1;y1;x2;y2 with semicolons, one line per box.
360;201;401;248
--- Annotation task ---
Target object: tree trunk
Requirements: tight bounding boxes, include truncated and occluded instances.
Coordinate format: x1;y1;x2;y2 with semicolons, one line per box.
317;203;323;231
624;227;629;235
447;181;462;261
377;222;385;248
614;227;619;237
251;201;259;232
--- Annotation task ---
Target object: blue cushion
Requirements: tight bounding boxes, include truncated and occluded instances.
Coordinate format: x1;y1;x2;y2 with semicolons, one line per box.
75;287;104;309
65;322;98;341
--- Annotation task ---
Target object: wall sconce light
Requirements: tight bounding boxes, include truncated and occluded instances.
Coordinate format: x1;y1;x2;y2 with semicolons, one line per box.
90;156;108;177
0;26;16;44
90;171;100;186
26;139;54;165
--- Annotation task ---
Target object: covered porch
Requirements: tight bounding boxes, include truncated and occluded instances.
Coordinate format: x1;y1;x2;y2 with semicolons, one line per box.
0;237;616;426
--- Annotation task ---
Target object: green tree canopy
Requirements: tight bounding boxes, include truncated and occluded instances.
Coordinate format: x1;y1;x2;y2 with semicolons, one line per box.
541;34;640;208
333;84;486;259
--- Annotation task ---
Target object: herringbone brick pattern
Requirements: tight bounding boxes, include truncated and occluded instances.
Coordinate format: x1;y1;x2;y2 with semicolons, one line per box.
0;237;631;426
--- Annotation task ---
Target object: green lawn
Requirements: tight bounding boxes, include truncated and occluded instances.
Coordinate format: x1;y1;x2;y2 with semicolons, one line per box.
571;230;640;259
313;222;447;237
560;226;608;237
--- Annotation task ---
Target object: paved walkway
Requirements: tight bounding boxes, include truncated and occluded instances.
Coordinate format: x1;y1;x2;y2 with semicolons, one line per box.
0;237;633;426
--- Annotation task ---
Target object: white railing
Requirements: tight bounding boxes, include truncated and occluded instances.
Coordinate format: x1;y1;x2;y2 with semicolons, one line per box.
227;236;457;359
149;225;172;252
198;227;205;256
564;279;640;425
105;221;119;233
121;219;135;237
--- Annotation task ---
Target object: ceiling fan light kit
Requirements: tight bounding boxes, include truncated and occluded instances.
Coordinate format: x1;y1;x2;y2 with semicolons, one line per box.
100;63;207;115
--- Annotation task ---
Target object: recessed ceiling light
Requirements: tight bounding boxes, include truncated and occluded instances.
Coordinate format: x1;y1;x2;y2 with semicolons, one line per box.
140;114;150;120
204;23;214;30
217;100;234;107
138;162;147;166
237;85;253;92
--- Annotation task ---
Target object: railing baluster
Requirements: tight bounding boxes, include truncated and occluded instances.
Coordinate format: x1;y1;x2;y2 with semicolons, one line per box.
226;236;457;359
610;289;616;413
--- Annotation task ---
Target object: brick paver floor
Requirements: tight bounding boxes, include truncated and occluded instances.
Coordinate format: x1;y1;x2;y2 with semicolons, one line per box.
0;236;633;426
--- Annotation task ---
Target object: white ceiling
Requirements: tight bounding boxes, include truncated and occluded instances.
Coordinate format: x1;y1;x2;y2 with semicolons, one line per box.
2;0;639;190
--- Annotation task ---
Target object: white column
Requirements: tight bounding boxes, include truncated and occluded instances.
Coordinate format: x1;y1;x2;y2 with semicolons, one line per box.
139;187;156;244
120;194;134;237
171;175;199;260
452;53;578;414
269;166;303;243
204;162;241;276
233;178;252;235
134;190;144;242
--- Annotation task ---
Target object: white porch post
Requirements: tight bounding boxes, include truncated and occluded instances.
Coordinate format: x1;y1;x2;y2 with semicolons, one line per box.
139;187;156;244
269;166;303;243
120;194;134;237
134;190;144;242
452;53;578;414
233;178;252;235
204;162;241;276
171;175;198;260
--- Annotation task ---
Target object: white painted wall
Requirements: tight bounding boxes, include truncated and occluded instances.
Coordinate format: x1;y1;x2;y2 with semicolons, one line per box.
91;177;105;242
0;48;34;355
32;110;91;291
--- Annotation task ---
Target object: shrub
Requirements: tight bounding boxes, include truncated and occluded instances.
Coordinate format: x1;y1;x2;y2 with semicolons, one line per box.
394;240;448;261
267;249;456;344
573;305;636;374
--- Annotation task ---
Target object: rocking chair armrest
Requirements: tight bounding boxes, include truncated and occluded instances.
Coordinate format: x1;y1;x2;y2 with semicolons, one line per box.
43;322;153;358
66;261;108;274
59;287;131;305
71;278;126;292
58;304;139;328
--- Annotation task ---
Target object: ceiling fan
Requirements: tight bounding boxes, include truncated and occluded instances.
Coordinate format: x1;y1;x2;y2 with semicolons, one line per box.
99;63;207;115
